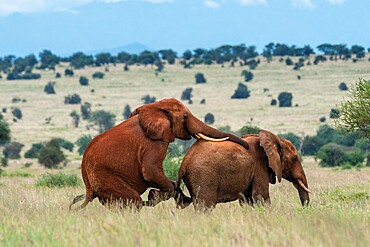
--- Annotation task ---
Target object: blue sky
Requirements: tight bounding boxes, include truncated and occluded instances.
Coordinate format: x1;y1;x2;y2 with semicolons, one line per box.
0;0;369;56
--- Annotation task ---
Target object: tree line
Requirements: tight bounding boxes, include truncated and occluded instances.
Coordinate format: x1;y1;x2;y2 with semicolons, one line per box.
0;43;369;80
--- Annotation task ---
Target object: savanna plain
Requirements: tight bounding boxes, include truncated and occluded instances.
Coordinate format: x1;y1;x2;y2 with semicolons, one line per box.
0;55;369;246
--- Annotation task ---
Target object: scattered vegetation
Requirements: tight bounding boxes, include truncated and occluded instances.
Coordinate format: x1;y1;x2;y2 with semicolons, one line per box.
35;173;81;187
231;83;250;99
64;94;81;104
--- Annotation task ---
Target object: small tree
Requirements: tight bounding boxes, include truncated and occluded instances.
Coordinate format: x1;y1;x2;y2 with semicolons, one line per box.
123;104;131;120
24;143;44;158
0;120;11;145
141;95;156;104
204;113;215;125
70;111;80;128
80;102;91;119
195;73;206;83
44;81;56;94
76;135;93;155
278;92;293;107
92;72;105;79
79;76;89;86
64;94;81;104
3;142;24;159
181;87;193;101
338;82;348;91
285;57;293;66
330;108;340;119
38;140;66;169
270;99;277;106
231;83;250;99
65;69;74;77
335;78;370;138
11;107;22;120
241;70;254;82
89;110;116;133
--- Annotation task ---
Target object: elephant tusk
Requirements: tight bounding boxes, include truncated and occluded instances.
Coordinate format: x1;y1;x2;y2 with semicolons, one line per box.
297;179;312;194
196;133;229;142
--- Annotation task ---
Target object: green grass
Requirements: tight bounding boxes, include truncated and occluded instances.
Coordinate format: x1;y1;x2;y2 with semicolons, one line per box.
35;173;82;188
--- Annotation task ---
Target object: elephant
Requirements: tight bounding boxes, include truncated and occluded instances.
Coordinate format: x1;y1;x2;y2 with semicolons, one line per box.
171;129;310;210
69;98;249;209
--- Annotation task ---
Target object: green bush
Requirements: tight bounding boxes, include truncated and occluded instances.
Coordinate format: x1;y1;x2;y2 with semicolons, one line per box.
241;70;254;82
24;143;44;158
278;92;293;107
204;113;215;125
35;173;81;188
3;142;24;159
0;120;11;145
279;132;301;151
195;72;206;83
162;156;183;181
89;110;116;133
316;143;365;167
44;81;56;94
330;108;340;119
141;95;156;104
65;69;74;77
92;71;105;79
51;138;74;152
75;135;93;155
38;141;66;169
79;76;89;86
231;83;250;99
181;87;193;101
1;170;32;177
11;107;22;120
240;125;259;136
64;94;81;104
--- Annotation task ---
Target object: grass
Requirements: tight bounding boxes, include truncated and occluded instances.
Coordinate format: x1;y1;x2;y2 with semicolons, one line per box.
0;160;369;246
0;56;370;246
35;173;82;188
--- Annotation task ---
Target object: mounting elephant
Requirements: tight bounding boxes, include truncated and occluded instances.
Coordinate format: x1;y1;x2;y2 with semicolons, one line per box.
69;98;249;209
171;129;310;210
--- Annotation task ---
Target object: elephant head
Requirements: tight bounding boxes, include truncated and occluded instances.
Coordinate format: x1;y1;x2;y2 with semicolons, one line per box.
129;98;249;149
259;129;310;206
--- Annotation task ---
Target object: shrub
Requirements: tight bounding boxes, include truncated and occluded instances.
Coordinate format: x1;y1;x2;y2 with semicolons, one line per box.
55;72;61;78
80;102;91;119
285;57;293;66
141;95;156;104
195;73;206;83
92;71;105;79
76;135;93;155
330;108;340;119
319;116;326;122
3;142;24;159
316;143;365;167
162;156;183;181
278;92;293;107
245;59;259;70
181;87;193;101
44;81;56;94
270;99;277;106
204;113;215;125
231;83;250;99
38;140;66;169
51;138;74;152
35;173;81;188
24;143;44;158
11;107;22;120
338;82;348;91
241;70;254;82
0;120;11;145
64;94;81;104
89;110;116;133
1;156;8;167
123;104;131;120
302;136;324;155
70;110;80;128
79;76;89;86
124;64;129;71
75;135;93;155
240;125;259;136
65;69;74;77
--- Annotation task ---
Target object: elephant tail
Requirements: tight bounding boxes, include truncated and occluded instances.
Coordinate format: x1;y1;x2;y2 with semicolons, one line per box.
174;170;192;209
70;163;95;211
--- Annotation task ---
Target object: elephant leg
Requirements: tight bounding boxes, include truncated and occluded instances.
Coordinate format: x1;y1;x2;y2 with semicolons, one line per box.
94;172;143;208
192;186;217;211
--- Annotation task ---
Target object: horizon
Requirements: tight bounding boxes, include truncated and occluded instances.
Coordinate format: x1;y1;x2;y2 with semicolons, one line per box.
0;0;369;57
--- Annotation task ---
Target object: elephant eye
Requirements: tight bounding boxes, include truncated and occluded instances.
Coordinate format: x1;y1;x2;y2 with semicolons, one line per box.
292;156;298;162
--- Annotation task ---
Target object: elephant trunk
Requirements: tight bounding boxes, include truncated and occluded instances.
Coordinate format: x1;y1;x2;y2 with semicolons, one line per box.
186;112;249;150
293;177;310;206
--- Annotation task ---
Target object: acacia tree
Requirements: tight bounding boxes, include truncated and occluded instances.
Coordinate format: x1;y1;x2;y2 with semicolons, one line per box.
335;78;370;138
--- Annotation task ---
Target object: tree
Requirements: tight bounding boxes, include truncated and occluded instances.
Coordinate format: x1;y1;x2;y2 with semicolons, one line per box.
65;69;74;77
204;113;215;125
0;120;11;145
92;72;104;79
39;50;60;70
241;70;253;82
181;87;193;101
38;140;66;168
89;110;116;133
75;135;93;155
70;111;80;128
79;76;89;86
64;94;81;104
123;104;131;120
335;78;370;138
80;102;92;119
338;82;348;91
141;95;156;104
3;142;24;159
12;107;22;120
24;143;44;158
44;81;56;94
278;92;293;107
231;83;250;99
195;73;206;83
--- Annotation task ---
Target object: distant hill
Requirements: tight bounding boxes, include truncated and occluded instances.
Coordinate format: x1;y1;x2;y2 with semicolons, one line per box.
86;42;152;55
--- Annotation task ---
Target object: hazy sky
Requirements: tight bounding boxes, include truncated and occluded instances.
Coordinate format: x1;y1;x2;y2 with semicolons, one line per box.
0;0;368;56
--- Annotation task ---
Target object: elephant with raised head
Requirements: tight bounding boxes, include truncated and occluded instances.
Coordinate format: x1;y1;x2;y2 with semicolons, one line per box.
172;129;310;210
69;98;249;209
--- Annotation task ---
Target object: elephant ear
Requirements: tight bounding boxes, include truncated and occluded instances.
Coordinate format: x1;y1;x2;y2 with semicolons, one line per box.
136;105;175;143
259;129;282;183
